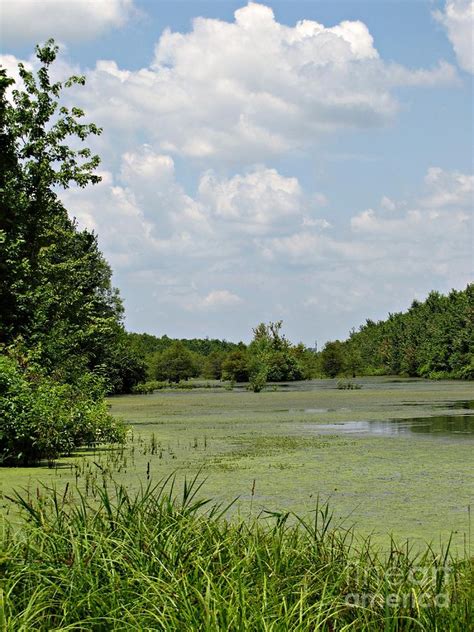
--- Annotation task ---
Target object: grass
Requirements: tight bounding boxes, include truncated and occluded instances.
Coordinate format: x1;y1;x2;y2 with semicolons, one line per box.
1;475;473;631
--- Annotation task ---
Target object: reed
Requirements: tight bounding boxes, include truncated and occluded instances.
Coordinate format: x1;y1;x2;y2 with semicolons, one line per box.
1;474;472;630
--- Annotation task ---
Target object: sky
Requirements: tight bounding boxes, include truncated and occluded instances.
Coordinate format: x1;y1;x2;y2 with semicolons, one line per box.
1;0;473;346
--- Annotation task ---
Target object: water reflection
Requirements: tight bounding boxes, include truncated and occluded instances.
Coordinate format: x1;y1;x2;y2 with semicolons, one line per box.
313;415;474;437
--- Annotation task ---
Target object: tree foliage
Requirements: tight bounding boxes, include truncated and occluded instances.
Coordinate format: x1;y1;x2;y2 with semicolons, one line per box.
0;42;140;463
149;342;199;383
0;41;143;394
323;286;474;379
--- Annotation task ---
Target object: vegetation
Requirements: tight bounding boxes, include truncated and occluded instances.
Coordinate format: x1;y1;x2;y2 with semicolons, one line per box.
221;349;250;382
1;39;472;630
0;42;138;464
128;332;240;381
130;322;319;389
149;341;200;383
0;354;125;466
320;286;473;380
2;476;472;630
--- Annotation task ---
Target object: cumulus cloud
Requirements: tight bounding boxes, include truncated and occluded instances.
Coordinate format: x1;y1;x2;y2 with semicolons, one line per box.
421;167;473;207
258;167;472;311
193;290;243;311
28;2;453;164
346;169;472;285
60;137;472;339
1;0;136;45
198;167;304;235
3;3;458;164
434;0;474;73
59;146;331;329
62;147;327;266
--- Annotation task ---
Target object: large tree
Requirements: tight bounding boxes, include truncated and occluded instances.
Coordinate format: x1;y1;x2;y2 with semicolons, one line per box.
0;41;144;392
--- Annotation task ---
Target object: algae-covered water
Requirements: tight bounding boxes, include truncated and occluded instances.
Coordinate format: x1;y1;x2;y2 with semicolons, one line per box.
1;377;473;549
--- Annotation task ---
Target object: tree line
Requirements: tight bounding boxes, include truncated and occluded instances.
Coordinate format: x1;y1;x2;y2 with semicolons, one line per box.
319;285;473;380
126;285;474;391
126;322;319;389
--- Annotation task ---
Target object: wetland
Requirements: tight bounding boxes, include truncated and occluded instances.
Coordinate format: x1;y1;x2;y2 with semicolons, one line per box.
3;376;473;549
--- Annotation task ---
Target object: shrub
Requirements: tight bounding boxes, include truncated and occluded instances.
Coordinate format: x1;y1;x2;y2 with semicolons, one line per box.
336;379;362;390
131;380;169;394
0;355;126;465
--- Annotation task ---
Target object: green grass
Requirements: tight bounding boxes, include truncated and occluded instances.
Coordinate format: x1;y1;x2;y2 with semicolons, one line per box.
1;475;472;631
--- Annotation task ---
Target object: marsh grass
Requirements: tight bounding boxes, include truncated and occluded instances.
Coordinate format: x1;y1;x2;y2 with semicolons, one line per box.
1;475;472;631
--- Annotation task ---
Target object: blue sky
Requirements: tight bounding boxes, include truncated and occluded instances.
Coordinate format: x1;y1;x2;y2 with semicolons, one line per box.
2;0;473;345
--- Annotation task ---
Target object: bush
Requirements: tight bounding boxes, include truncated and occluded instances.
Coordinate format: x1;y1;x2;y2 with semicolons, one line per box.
131;380;169;394
0;355;126;465
336;379;362;390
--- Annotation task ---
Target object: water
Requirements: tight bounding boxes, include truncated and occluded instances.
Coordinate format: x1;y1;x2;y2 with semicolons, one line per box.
312;414;474;438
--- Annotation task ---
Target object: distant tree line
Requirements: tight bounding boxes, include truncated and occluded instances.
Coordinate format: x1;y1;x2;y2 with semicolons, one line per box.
319;286;473;380
130;286;473;390
129;322;319;388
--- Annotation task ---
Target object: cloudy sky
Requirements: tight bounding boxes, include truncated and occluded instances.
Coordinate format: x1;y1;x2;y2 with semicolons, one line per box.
2;0;473;345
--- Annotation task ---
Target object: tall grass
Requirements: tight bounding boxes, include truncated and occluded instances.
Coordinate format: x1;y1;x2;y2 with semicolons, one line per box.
1;475;472;631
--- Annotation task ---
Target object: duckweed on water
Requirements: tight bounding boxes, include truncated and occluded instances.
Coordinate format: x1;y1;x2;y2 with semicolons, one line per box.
1;378;473;547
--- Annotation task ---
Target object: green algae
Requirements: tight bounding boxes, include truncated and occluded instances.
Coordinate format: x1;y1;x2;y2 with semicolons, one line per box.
1;377;473;550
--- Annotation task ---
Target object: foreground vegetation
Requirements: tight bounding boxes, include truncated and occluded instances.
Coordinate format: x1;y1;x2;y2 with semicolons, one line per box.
2;475;472;631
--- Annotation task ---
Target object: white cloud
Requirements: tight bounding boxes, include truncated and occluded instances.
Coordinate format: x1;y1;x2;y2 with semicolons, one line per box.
434;0;474;73
259;167;472;307
2;3;469;342
345;169;472;290
1;0;136;45
421;167;473;207
198;167;304;234
380;196;397;211
194;290;243;310
3;3;458;165
58;140;471;340
33;2;454;164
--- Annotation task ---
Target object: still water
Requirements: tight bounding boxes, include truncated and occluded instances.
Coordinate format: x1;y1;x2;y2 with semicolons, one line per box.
313;414;474;437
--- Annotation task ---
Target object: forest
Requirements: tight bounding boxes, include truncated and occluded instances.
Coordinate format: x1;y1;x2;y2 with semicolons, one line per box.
320;285;473;380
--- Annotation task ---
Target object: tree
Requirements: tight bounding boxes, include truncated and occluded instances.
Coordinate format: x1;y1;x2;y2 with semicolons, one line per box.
221;350;249;382
202;351;226;379
0;41;137;390
0;42;133;463
150;342;198;383
321;340;345;378
329;285;473;380
247;321;305;384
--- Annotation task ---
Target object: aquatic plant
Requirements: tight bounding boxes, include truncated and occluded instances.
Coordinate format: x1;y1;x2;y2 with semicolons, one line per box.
1;475;472;630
